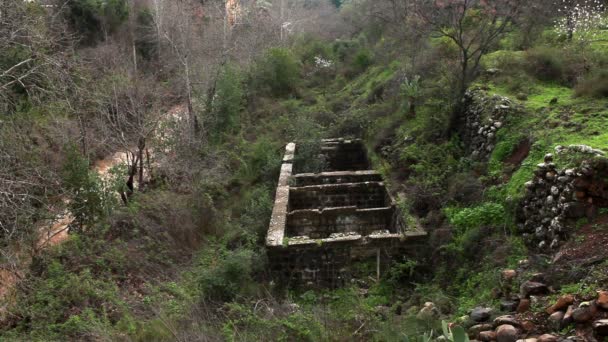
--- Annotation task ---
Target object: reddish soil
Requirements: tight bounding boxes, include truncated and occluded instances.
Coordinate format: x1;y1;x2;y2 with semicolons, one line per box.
553;214;608;265
505;139;532;166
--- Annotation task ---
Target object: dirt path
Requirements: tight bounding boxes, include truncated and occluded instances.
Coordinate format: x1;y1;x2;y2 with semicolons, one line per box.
0;151;130;319
0;104;187;320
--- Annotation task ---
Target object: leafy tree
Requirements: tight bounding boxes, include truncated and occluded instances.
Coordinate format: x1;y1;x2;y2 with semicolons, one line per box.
401;75;421;118
254;48;301;97
413;0;521;132
62;145;113;233
66;0;129;44
211;64;245;140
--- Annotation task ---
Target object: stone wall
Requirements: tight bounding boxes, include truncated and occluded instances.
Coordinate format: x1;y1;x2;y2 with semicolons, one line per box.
289;182;390;210
462;89;516;160
286;207;394;239
294;170;382;186
518;146;608;250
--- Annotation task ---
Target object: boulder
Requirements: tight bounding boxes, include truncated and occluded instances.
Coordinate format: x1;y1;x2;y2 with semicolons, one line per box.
496;324;518;342
520;281;549;298
593;319;608;336
471;307;493;322
546;294;574;314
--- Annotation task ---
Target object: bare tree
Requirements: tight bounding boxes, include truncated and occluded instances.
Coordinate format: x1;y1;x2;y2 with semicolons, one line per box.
413;0;521;131
0;1;76;113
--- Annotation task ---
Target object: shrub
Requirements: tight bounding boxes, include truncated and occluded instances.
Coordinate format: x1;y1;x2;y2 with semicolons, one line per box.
253;48;301;97
446;173;483;205
62;145;114;233
353;49;373;73
211;64;245;140
525;47;587;86
198;248;258;302
13;261;124;339
575;70;608;98
293;35;334;66
525;47;565;83
445;202;506;232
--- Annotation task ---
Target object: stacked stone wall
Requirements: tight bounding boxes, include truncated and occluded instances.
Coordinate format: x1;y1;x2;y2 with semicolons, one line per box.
519;147;608;250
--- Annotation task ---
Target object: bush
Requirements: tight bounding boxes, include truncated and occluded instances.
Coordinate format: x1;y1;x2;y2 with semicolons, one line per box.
66;0;129;44
445;202;506;232
198;248;258;301
62;145;114;233
293;35;334;66
353;49;373;73
575;70;608;98
525;47;587;86
12;260;124;339
253;48;301;97
211;64;245;140
525;47;565;83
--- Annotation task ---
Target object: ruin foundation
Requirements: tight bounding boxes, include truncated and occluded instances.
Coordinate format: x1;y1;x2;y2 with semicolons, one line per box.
266;139;427;288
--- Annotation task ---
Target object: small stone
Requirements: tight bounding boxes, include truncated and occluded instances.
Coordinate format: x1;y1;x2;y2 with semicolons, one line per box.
551;186;559;196
496;324;518;342
597;290;608;310
417;302;439;319
516;339;537;342
571;307;593;323
548;311;565;330
537;334;558;342
593;319;608;335
520;281;549;298
563;305;574;324
494;315;520;327
544;153;554;162
500;300;519;313
502;269;517;281
479;330;497;341
471;307;493;322
470;323;494;337
495;121;503;128
547;295;575;314
520;320;535;333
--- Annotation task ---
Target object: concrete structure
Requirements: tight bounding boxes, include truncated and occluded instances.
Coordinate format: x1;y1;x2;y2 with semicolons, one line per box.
266;139;427;287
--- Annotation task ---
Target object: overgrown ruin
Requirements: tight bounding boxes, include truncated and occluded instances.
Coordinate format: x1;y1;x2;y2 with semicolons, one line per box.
266;139;427;287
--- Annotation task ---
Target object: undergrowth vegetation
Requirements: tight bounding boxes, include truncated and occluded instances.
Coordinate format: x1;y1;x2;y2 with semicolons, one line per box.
3;1;608;341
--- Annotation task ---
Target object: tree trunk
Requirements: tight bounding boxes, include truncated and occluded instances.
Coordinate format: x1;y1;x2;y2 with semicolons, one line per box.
138;137;145;190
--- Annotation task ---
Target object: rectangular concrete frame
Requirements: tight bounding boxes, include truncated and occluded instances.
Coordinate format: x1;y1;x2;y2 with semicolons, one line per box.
266;140;427;287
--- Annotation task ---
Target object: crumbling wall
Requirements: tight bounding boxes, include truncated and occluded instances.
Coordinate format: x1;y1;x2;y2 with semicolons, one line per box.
286;207;394;239
462;89;517;160
518;146;608;250
289;182;390;210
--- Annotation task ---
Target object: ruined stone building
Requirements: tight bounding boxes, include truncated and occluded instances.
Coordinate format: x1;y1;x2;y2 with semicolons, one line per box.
266;139;427;287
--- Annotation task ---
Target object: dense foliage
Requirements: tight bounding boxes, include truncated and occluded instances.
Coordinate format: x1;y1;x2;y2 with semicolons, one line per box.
2;0;608;341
